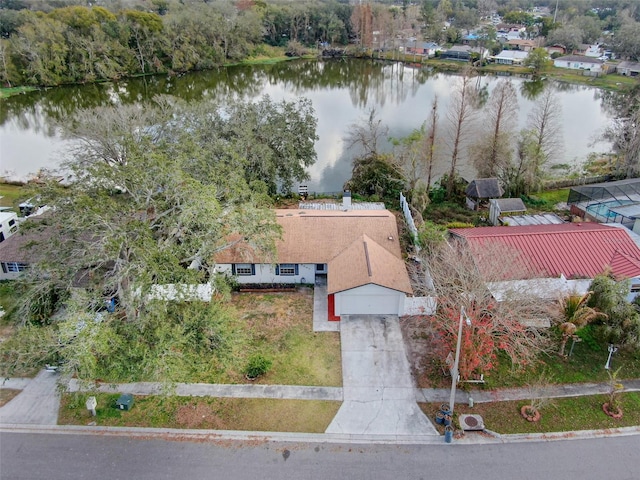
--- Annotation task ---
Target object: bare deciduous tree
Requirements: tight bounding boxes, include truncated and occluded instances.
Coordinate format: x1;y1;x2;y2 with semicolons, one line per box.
446;68;479;197
412;241;553;379
344;108;389;158
471;80;518;178
527;86;563;165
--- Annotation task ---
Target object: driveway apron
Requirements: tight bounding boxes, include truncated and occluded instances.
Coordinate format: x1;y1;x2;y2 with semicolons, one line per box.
0;370;60;425
326;315;438;436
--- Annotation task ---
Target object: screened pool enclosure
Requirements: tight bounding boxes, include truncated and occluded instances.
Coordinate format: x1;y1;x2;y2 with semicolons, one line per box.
568;178;640;229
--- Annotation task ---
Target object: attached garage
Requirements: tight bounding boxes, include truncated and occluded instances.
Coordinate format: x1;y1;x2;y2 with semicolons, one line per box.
334;283;406;316
328;234;413;319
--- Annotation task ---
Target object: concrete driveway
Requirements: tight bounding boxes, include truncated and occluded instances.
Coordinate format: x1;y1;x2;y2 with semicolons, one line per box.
326;315;438;436
0;370;60;425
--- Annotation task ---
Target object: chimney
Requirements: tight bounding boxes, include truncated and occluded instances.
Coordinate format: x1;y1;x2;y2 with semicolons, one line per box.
342;190;352;210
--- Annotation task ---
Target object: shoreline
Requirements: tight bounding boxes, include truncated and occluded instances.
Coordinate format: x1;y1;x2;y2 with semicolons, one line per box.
2;52;638;100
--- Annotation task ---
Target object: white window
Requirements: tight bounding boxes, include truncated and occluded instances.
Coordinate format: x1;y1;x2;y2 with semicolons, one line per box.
233;264;255;276
277;264;297;276
5;262;28;272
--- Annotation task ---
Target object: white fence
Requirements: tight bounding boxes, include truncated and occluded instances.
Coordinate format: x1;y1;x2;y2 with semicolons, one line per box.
144;283;215;302
403;296;437;316
400;192;419;248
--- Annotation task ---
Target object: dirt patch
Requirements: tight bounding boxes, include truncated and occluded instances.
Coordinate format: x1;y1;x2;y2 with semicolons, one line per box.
399;315;449;389
175;402;226;430
0;388;21;407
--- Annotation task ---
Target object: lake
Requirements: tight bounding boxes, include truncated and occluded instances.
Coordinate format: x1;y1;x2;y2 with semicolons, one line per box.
0;59;614;193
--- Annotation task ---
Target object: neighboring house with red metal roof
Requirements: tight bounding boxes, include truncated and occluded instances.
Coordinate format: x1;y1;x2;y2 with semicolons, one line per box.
449;223;640;302
214;209;413;318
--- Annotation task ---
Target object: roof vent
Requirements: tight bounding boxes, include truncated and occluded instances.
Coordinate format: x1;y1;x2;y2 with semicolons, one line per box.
459;414;485;431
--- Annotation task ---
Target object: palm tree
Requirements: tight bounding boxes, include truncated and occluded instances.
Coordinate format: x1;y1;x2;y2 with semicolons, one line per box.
558;292;606;356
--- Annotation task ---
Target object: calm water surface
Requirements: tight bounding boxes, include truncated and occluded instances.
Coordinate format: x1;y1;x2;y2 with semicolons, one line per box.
0;59;613;192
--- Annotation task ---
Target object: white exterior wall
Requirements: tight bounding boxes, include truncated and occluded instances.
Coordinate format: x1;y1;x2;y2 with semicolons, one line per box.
334;283;406;316
0;267;22;281
627;275;640;303
215;263;316;284
554;59;602;72
0;211;18;241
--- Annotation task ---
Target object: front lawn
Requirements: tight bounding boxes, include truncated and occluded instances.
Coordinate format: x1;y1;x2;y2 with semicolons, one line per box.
228;291;342;386
401;316;640;389
59;392;340;433
421;392;640;435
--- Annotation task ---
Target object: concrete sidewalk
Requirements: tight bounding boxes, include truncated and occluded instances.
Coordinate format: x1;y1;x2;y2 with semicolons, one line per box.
326;315;439;436
419;379;640;404
67;380;343;400
312;276;339;332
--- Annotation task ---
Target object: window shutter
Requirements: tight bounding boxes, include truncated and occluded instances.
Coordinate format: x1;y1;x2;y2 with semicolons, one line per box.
275;265;280;275
231;264;236;275
251;264;256;275
294;264;299;275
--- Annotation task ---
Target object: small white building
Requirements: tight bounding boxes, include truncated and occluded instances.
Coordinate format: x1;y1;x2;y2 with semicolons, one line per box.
553;55;604;73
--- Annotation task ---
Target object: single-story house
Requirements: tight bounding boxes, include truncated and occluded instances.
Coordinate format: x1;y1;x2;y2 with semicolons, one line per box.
546;45;567;56
617;61;640;77
466;178;504;210
214;209;413;318
496;24;526;41
440;45;488;61
575;44;602;58
506;39;538;52
553;55;604;73
491;50;529;65
449;223;640;302
405;41;441;57
0;227;33;279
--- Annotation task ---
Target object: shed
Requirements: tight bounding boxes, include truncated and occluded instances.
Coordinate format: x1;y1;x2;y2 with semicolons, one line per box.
489;198;526;225
617;61;640;77
466;178;504;210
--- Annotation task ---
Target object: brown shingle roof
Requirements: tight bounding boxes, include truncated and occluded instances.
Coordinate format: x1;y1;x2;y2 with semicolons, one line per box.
328;234;412;294
215;209;403;264
0;222;54;263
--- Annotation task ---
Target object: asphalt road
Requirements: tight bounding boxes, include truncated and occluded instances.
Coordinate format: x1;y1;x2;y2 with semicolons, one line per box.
1;431;638;480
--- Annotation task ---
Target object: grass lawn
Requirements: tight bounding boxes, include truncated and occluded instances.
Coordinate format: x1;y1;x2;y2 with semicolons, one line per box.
229;291;342;386
59;392;340;432
0;388;21;407
484;343;640;389
531;188;571;207
0;183;27;208
421;392;640;435
0;86;38;99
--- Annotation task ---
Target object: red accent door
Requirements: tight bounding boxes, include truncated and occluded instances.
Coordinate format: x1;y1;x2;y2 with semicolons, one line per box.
328;294;340;321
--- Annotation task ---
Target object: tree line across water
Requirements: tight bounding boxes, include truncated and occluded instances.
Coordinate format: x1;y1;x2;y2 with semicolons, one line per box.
3;0;640;88
0;0;355;87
